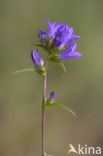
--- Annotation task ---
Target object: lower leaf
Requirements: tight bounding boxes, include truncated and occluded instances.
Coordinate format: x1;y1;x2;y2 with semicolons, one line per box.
12;68;35;75
45;102;76;117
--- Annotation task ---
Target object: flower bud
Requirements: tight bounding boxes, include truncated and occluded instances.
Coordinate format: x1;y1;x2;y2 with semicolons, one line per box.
40;58;44;66
49;91;55;102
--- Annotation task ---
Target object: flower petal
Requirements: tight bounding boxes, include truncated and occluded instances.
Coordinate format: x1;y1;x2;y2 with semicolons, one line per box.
58;43;82;59
44;18;52;37
73;51;82;58
59;51;82;59
71;35;80;40
38;28;47;42
52;21;60;28
49;91;55;101
52;21;60;35
68;27;74;37
72;42;77;51
58;46;72;57
44;18;60;38
31;49;40;67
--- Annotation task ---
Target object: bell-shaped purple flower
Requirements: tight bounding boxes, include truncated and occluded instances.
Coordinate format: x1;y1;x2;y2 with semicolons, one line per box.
44;18;60;38
49;91;55;101
54;24;80;48
38;18;60;43
31;49;40;67
58;42;82;59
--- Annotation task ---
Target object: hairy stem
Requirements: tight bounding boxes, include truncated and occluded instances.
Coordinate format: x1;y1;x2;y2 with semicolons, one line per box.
42;62;48;156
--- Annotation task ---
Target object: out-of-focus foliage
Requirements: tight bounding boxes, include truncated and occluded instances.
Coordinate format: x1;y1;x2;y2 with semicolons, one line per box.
0;0;103;156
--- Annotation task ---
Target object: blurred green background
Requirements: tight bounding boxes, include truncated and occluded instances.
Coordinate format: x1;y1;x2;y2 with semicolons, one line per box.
0;0;103;156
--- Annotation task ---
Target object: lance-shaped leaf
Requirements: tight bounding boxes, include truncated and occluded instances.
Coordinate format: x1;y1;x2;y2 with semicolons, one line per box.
12;68;35;75
44;101;76;117
12;67;45;77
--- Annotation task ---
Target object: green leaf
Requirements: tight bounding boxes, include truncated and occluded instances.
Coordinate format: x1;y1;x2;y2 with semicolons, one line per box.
45;102;76;117
12;68;35;75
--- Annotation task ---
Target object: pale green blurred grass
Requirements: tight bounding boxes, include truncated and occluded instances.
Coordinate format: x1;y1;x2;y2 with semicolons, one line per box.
0;0;103;156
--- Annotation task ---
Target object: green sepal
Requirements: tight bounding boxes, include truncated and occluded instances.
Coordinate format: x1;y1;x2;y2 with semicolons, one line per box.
44;99;76;117
36;67;45;77
58;61;66;73
31;43;59;54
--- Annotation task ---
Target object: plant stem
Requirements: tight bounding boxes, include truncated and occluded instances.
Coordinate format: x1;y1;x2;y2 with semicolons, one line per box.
42;62;48;156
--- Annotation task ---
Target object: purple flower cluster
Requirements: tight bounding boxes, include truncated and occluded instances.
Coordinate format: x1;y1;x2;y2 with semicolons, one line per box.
38;18;82;59
31;18;82;71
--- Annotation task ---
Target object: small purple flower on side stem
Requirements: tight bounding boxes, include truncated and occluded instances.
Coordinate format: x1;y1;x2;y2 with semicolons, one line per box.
31;49;45;76
49;91;55;102
31;49;40;67
58;43;82;59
